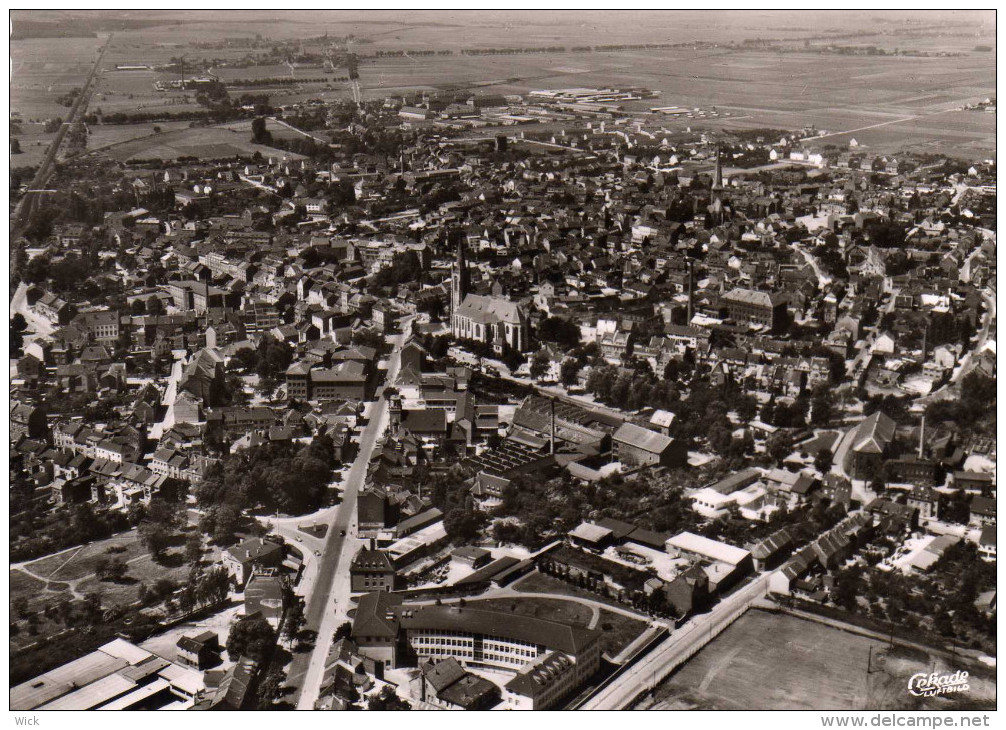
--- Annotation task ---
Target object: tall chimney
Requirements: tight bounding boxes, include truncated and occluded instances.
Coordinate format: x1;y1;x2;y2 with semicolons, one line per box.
918;415;925;459
686;259;694;324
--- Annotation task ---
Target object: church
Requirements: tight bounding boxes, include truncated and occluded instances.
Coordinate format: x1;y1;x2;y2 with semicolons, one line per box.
450;233;530;353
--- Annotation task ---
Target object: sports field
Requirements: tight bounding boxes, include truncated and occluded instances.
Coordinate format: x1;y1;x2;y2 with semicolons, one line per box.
650;609;996;711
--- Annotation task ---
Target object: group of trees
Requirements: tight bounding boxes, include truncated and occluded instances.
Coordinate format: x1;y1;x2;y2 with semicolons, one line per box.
197;434;337;528
371;250;424;288
10;499;131;563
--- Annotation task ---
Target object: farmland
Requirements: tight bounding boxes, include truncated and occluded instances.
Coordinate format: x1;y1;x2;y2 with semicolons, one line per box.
649;609;997;711
11;11;995;165
98;124;307;162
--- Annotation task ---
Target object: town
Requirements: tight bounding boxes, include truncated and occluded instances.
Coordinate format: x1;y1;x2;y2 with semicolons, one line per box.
9;9;997;714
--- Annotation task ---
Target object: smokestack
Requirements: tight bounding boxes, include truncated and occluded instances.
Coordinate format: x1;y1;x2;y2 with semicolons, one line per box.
369;537;375;551
549;397;556;455
918;415;925;459
686;259;694;324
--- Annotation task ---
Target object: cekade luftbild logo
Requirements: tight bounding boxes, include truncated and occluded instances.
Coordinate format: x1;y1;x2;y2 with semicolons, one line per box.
907;670;970;697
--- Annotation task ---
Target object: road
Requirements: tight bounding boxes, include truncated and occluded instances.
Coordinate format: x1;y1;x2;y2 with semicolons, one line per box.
287;319;413;709
579;572;773;710
11;34;111;285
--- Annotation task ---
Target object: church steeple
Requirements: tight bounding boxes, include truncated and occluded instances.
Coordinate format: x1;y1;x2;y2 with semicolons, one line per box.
450;228;469;314
712;144;724;191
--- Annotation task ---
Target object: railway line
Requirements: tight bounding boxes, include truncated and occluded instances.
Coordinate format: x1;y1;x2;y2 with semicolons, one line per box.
10;34;112;288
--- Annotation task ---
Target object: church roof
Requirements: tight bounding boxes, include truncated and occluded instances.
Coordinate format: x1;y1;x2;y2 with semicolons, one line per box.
455;294;525;326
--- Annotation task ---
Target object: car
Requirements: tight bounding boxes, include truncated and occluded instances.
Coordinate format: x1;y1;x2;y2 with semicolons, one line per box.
314;550;321;556
340;529;346;536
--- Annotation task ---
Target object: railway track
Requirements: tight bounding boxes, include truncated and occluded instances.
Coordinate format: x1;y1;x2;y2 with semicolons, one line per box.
10;34;113;288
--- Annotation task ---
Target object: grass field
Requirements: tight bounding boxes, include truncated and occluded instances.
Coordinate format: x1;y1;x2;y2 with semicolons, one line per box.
97;124;306;162
650;609;997;711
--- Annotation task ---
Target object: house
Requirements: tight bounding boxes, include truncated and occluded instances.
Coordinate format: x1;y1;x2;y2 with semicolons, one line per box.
906;485;939;521
749;527;798;571
763;468;817;505
222;537;284;587
176;631;221;670
411;657;500;710
350;545;396;592
11;403;47;441
952;470;993;494
612;422;687;468
969;496;996;527
978;526;995;562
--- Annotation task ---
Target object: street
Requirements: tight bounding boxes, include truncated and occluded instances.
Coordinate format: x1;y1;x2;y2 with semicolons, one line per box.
286;320;413;709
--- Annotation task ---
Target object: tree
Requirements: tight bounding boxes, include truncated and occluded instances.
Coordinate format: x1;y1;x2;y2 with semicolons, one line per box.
283;597;306;642
537;316;581;349
95;557;128;582
814;448;833;474
444;508;483;543
529;350;551;381
11;138;22;154
256;668;285;709
560;359;581;387
227;615;277;663
184;533;204;565
368;686;410;710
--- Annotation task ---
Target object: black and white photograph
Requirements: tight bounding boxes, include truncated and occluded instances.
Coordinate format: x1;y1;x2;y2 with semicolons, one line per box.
7;7;997;719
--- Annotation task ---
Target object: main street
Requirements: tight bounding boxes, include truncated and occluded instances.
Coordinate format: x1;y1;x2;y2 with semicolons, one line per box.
286;318;413;709
579;572;773;710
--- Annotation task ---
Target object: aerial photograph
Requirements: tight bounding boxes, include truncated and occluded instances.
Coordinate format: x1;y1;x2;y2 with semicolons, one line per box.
8;8;996;715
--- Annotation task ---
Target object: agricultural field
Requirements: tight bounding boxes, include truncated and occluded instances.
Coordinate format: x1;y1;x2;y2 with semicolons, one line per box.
84;120;194;154
650;609;997;711
97;123;307;162
10;36;104;120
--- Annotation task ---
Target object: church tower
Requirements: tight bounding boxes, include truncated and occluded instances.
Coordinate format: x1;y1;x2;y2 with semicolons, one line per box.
710;144;726;224
450;228;469;315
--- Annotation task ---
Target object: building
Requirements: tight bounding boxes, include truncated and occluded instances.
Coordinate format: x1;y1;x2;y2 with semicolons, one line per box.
723;288;788;331
11;639;203;711
350;545;396;592
612;422;687;468
843;411;896;480
176;631;221;670
411;657;500;710
401;604;601;710
906;485;939;521
222;537;284;587
244;570;286;626
450;233;530;352
978;526;996;562
969;496;996;527
11;402;47;441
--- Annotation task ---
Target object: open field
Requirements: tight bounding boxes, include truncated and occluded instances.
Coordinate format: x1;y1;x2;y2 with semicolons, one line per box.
84;120;195;153
10;36;104;120
650;609;997;711
12;11;994;159
97;123;307;162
